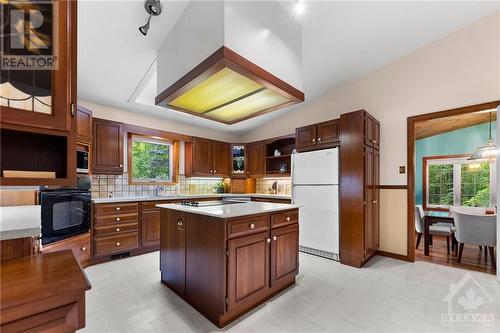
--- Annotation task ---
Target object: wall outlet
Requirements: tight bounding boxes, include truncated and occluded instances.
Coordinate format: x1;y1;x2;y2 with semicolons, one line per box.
399;166;406;174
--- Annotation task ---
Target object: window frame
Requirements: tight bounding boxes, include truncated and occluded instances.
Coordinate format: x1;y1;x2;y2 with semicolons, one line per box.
127;134;178;185
423;154;496;211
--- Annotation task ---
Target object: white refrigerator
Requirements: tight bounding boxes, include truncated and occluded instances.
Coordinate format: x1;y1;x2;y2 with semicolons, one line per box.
292;148;339;260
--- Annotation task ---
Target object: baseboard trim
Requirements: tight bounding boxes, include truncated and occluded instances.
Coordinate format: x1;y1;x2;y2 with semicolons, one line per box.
376;250;412;262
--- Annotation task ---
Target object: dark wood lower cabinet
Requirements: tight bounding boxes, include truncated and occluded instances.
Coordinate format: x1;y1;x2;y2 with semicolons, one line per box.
141;209;160;248
159;208;299;328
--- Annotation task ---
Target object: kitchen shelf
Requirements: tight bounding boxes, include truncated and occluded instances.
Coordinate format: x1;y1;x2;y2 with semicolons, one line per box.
266;154;291;160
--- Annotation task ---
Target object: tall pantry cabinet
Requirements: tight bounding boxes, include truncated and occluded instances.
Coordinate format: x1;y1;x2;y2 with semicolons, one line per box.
340;110;380;268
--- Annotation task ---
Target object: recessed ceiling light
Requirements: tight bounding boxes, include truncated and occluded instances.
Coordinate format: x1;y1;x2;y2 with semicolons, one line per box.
294;0;306;16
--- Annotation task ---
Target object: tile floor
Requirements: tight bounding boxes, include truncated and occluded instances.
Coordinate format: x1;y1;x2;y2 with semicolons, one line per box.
82;252;500;333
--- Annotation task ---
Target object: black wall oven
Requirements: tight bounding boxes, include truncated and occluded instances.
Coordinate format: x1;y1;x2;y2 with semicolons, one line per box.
40;177;91;245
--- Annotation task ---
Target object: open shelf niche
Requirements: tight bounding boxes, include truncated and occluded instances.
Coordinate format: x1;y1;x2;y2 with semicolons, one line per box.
264;135;295;176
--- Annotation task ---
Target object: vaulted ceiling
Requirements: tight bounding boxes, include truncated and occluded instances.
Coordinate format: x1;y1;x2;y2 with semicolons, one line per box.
78;1;500;134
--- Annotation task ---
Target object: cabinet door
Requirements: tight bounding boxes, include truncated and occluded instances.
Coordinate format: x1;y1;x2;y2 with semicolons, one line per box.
141;210;160;248
363;147;375;259
92;119;123;174
373;119;380;150
372;150;380;250
295;125;317;151
212;141;230;176
76;106;92;144
0;1;77;133
192;137;213;176
317;119;340;147
246;141;264;176
161;210;186;296
270;224;298;287
227;231;270;312
230;144;246;177
364;113;376;147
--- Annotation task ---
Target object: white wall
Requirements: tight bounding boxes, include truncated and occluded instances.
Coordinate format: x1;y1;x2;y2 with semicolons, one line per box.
241;11;500;186
78;101;240;142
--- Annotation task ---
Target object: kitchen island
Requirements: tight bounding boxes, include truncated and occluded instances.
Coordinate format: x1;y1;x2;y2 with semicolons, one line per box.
157;201;300;328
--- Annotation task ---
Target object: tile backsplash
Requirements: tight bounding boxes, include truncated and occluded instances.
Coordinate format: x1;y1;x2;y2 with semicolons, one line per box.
91;174;291;198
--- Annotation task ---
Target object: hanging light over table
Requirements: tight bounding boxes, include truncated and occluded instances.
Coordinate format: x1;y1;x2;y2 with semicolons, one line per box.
468;111;497;162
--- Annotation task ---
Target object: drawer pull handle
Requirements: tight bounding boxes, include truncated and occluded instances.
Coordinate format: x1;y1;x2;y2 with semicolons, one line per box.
81;246;86;252
116;217;121;222
116;228;120;232
372;200;378;204
249;223;255;229
273;236;277;241
286;216;291;221
116;207;121;211
266;238;271;243
116;242;121;246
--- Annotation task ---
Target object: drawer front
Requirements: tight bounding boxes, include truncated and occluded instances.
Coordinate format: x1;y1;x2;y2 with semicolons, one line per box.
271;210;298;228
94;222;138;238
94;203;138;216
94;213;138;226
94;232;138;257
227;215;269;239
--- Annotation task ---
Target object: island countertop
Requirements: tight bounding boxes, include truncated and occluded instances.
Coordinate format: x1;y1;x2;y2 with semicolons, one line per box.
156;201;299;219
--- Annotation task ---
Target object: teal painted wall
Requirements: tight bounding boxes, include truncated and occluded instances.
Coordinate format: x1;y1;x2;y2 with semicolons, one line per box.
415;121;496;205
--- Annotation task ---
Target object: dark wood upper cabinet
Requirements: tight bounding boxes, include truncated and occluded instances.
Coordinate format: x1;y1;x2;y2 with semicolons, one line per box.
246;141;264;177
212;141;230;176
227;231;270;312
92;118;123;174
230;144;246;178
296;119;340;152
340;110;380;268
185;137;230;177
295;125;317;151
270;224;299;287
76;106;92;144
0;0;77;133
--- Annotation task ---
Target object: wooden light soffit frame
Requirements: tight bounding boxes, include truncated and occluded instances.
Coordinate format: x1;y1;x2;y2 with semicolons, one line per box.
406;100;500;262
155;46;305;125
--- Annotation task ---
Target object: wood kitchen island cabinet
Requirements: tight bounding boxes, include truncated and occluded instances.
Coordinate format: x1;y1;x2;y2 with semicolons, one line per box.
158;202;300;328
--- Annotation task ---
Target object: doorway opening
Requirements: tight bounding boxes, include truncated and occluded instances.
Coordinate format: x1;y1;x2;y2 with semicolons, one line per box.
407;101;499;274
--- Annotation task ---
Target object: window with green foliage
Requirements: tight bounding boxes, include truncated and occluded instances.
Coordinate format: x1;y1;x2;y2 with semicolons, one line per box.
426;157;495;208
131;136;173;183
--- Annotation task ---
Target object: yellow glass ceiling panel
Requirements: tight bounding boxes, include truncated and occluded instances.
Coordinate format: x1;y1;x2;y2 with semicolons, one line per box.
168;67;263;113
205;88;289;122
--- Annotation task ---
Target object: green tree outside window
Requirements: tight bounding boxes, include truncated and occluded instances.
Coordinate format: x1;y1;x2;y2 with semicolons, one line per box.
131;138;171;182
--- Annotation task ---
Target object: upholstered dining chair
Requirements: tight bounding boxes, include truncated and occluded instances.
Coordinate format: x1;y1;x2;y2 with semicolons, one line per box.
450;206;496;268
415;205;454;254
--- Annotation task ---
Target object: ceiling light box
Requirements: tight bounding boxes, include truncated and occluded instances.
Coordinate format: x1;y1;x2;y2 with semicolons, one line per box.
155;1;304;124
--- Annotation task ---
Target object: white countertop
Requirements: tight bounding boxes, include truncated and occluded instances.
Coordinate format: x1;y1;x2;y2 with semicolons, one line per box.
156;201;299;219
0;205;41;240
92;193;291;204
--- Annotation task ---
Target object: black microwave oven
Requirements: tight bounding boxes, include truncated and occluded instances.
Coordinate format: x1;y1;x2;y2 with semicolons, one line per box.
76;150;89;174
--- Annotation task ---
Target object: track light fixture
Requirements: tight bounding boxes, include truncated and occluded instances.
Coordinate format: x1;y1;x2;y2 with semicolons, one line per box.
139;0;162;36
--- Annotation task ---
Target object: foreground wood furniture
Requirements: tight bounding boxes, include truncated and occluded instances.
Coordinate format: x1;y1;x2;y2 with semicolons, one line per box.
159;204;299;327
340;110;380;267
0;237;38;262
0;250;91;332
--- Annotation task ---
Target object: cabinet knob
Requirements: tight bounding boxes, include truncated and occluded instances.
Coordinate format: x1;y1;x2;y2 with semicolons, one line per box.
116;217;121;222
116;242;121;246
249;223;255;229
81;246;86;252
116;228;120;232
214;170;217;173
116;207;121;211
318;138;321;142
372;200;378;204
286;216;291;221
273;236;277;241
266;238;271;243
247;171;250;174
312;138;316;142
372;140;377;144
119;164;123;168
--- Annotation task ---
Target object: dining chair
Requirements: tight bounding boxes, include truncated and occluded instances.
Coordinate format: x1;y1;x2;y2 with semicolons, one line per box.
415;205;454;254
450;207;496;268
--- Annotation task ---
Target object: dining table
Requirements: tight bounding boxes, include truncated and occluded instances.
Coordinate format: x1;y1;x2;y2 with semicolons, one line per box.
423;211;454;256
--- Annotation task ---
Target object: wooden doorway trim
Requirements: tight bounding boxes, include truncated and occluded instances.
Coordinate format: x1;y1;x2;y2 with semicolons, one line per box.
407;100;500;262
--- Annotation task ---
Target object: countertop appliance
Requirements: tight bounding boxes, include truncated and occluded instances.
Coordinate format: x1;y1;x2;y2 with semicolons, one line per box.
40;175;91;245
292;148;339;260
76;149;89;174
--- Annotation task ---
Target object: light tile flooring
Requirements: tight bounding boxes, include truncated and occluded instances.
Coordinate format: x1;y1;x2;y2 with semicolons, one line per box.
82;252;500;333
